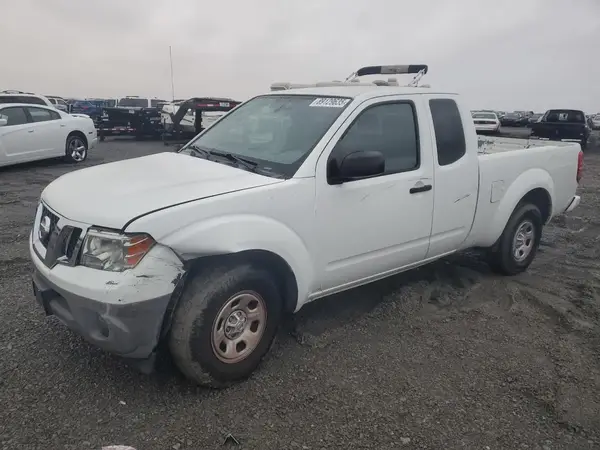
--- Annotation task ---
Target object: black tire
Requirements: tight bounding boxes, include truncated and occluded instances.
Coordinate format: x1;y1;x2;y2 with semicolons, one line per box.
580;139;587;151
487;203;543;276
64;134;88;163
169;264;282;388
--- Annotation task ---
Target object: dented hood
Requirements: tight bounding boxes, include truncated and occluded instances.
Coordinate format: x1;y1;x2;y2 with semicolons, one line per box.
41;152;282;229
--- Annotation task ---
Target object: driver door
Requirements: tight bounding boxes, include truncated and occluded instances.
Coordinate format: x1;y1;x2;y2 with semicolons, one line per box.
314;97;435;295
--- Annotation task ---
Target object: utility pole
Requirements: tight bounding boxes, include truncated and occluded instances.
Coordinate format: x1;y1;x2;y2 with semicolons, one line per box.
169;46;175;101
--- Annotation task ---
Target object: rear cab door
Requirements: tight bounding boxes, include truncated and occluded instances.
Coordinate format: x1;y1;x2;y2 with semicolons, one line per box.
314;95;435;293
424;95;479;257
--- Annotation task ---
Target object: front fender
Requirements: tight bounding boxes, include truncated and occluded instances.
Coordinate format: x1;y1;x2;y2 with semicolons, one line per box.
160;214;314;308
484;168;554;247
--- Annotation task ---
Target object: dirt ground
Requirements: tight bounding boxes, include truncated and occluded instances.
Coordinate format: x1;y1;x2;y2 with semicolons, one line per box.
1;131;600;450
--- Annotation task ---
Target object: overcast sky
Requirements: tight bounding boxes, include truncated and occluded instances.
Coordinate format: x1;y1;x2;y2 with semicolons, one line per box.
2;0;599;112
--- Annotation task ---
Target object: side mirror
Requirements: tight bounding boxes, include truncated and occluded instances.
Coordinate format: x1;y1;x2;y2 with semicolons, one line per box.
329;150;385;184
0;118;7;127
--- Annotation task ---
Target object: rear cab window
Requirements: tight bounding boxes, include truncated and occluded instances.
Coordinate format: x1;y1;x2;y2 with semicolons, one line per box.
118;98;149;108
543;110;585;123
429;98;466;166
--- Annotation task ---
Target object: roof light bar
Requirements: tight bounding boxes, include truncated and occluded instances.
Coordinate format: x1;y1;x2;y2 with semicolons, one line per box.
355;65;428;77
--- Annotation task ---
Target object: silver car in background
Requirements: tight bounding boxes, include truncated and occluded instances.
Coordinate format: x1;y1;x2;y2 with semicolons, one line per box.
472;110;501;134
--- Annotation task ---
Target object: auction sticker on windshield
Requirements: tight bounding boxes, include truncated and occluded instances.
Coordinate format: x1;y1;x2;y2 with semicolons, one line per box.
309;98;350;108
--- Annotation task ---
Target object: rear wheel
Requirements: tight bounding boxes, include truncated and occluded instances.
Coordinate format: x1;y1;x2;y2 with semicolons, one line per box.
64;134;88;163
169;264;282;388
487;203;543;275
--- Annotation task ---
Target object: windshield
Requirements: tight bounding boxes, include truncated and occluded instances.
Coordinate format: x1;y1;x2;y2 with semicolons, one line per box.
473;113;496;119
118;98;147;108
180;94;351;178
506;113;520;119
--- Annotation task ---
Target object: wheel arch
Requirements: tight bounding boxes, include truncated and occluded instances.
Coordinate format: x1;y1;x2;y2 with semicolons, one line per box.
479;168;554;248
159;249;300;340
67;129;88;148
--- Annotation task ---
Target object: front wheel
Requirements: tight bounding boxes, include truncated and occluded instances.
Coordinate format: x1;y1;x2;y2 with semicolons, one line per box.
487;203;543;275
64;134;88;163
169;264;282;388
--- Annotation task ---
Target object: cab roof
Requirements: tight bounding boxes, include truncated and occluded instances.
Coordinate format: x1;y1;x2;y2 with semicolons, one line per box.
265;64;456;100
264;85;457;100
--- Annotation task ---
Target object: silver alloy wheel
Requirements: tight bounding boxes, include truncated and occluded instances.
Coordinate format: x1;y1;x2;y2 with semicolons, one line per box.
512;220;535;262
211;291;267;364
69;138;87;162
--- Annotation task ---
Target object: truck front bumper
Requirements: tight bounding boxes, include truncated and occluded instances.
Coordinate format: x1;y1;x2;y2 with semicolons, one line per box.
30;234;185;360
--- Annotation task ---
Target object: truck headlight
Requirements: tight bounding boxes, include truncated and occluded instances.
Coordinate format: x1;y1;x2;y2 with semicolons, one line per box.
80;228;155;272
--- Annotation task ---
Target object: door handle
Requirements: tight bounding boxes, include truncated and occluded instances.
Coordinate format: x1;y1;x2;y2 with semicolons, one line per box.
28;130;34;133
410;184;432;194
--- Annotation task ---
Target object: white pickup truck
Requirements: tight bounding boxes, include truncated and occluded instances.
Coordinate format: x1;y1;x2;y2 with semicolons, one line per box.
30;65;583;387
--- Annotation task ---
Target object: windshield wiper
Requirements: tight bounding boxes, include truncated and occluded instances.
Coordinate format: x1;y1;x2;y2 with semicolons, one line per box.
186;144;210;159
206;149;259;172
185;144;260;173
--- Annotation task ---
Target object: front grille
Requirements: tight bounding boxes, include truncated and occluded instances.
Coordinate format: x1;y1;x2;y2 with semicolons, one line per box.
64;227;82;259
39;206;59;248
38;205;83;267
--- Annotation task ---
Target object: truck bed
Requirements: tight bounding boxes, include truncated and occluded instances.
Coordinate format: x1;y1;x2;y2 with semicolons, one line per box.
477;136;577;153
463;136;581;250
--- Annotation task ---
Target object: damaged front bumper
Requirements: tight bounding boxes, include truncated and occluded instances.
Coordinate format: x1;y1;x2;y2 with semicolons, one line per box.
30;235;185;361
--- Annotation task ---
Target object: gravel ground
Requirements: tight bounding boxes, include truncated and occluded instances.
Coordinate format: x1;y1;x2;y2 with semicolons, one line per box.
1;130;600;450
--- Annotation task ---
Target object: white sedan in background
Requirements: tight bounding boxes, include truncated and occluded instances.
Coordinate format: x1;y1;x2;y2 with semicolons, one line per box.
472;111;501;134
0;103;98;168
591;114;600;130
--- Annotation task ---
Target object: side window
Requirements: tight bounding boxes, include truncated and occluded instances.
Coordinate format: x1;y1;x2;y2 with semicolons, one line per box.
0;107;29;126
429;99;466;166
28;107;58;123
49;98;57;105
0;96;19;104
331;102;419;176
18;96;46;105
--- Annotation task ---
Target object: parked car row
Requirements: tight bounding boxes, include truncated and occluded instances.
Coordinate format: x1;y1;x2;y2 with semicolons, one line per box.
472;107;597;149
589;113;600;130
